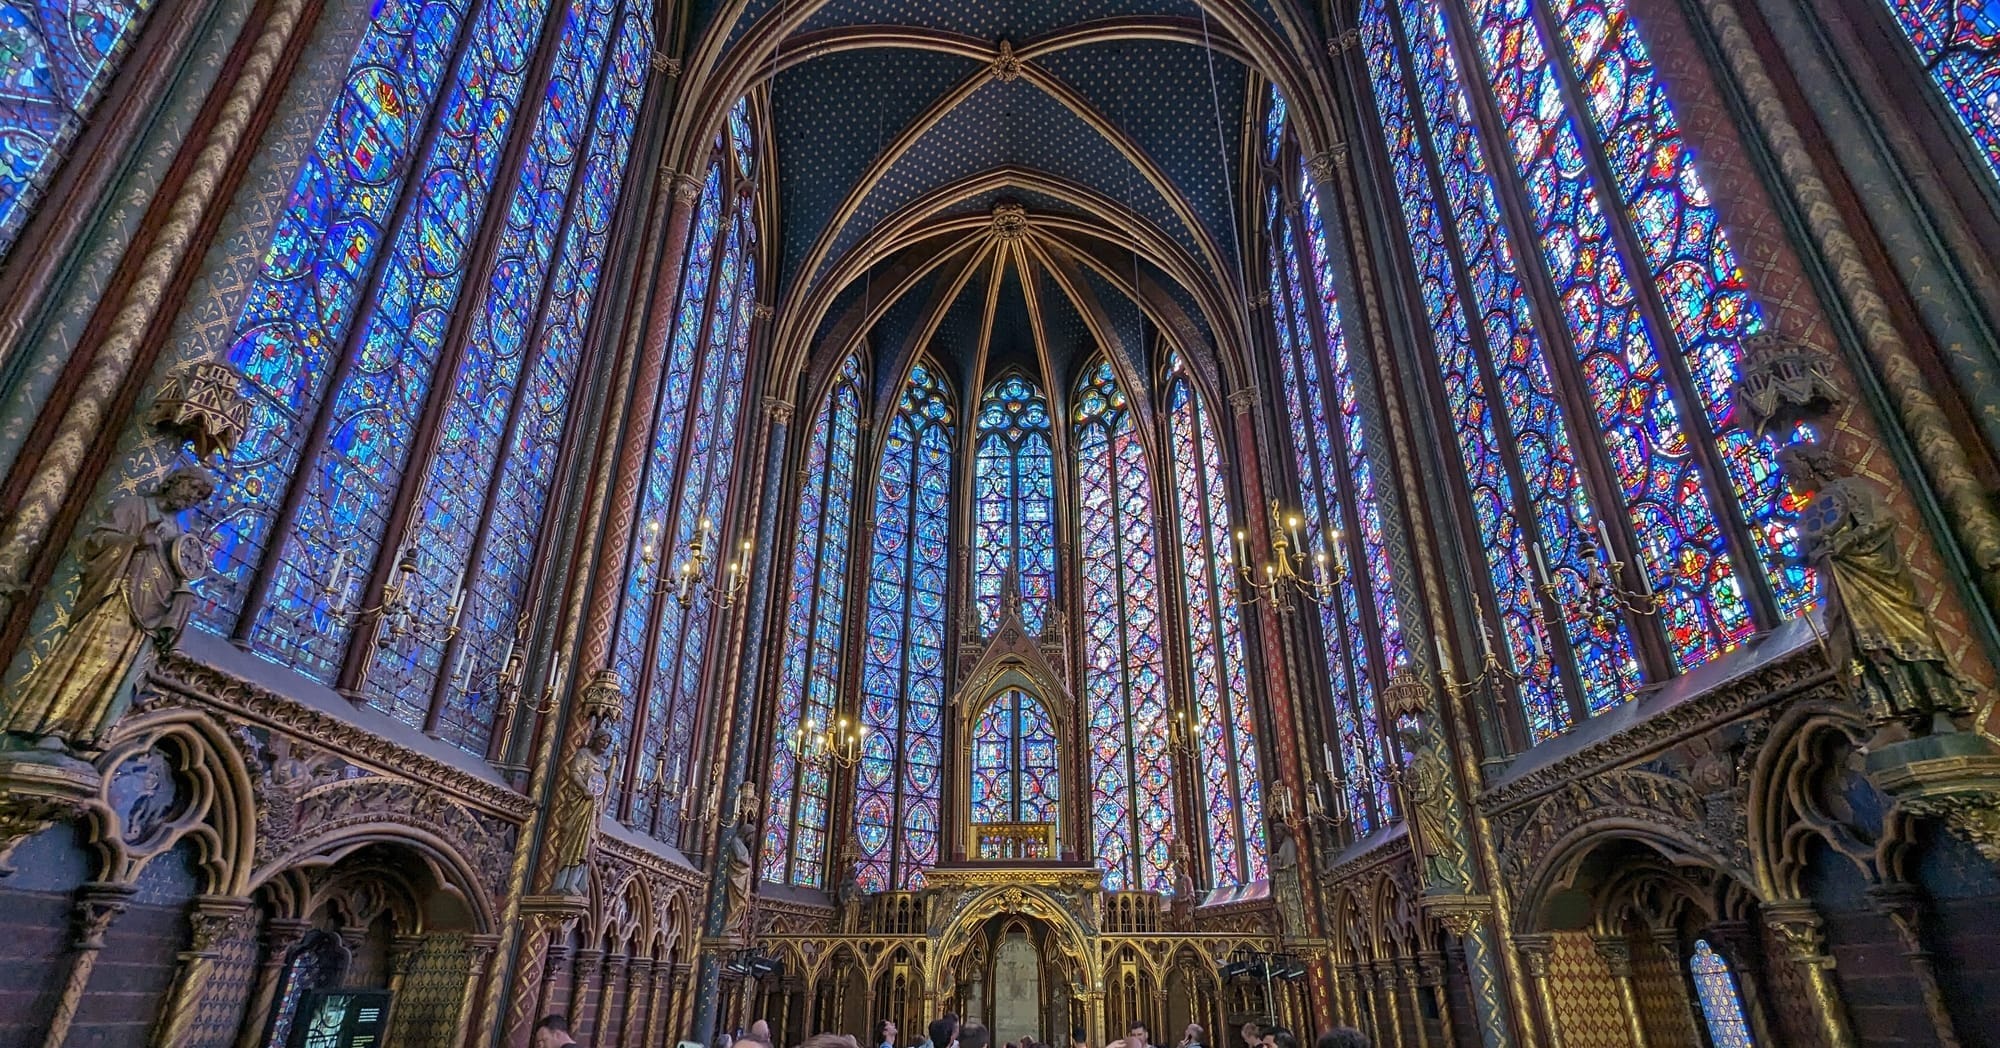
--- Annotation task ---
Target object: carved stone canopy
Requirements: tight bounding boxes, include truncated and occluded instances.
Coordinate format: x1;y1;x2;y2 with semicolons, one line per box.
1729;328;1843;436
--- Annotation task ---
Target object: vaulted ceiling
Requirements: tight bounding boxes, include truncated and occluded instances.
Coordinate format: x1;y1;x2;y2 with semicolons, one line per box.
674;0;1338;411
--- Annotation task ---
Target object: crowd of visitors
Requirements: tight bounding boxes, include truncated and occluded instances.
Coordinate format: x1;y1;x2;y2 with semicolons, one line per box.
529;1007;1372;1048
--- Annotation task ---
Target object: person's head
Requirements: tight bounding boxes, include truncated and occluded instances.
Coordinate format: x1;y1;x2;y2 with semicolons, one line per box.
533;1014;574;1047
750;1020;773;1045
800;1034;859;1048
733;1039;765;1048
1183;1024;1204;1045
877;1019;898;1045
157;465;218;513
1127;1022;1150;1046
1072;1027;1089;1047
1315;1030;1370;1048
957;1022;991;1048
930;1016;960;1048
1260;1028;1297;1048
1239;1023;1260;1047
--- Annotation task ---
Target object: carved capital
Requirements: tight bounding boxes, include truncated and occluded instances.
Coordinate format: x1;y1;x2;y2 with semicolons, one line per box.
73;884;134;951
650;52;682;77
1514;933;1555;978
1866;739;2000;861
1762;900;1832;967
1226;386;1260;415
0;755;99;874
1421;892;1492;937
1304;145;1349;184
184;895;253;958
752;303;774;321
763;397;796;426
1593;936;1634;979
673;173;703;206
1326;29;1362;56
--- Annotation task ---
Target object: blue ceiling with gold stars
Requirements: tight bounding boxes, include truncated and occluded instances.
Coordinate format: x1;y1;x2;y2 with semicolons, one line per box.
700;0;1316;408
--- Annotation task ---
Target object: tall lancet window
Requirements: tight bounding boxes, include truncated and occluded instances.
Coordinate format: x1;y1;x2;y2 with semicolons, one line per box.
1354;0;1810;744
1264;97;1399;832
613;101;759;833
1688;940;1755;1046
1164;358;1266;887
970;688;1061;828
762;354;864;887
190;0;653;757
0;0;156;257
1878;0;2000;184
856;361;954;892
1075;359;1176;892
974;375;1056;635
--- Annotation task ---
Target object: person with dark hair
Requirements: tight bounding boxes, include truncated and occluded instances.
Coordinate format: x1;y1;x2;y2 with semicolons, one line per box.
1315;1031;1369;1048
958;1022;992;1048
1110;1021;1154;1048
1258;1027;1297;1048
1070;1028;1089;1048
533;1014;576;1047
928;1014;961;1048
876;1018;899;1048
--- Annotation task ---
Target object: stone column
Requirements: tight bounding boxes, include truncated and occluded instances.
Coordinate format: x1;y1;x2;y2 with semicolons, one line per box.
234;917;310;1048
1868;885;1961;1048
41;882;133;1047
1396;957;1429;1048
570;948;604;1032
1419;952;1455;1048
594;953;627;1041
1512;936;1564;1048
1763;900;1855;1048
619;957;653;1045
153;894;254;1047
1591;937;1646;1048
537;939;572;1031
458;935;502;1048
1373;964;1404;1048
381;933;427;1035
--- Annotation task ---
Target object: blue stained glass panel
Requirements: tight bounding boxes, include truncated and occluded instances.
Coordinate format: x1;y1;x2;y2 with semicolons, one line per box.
856;363;952;892
246;0;558;678
0;0;155;256
201;0;479;637
1689;940;1755;1046
973;374;1055;635
1076;360;1177;893
762;357;862;886
1883;0;2000;186
1166;366;1266;885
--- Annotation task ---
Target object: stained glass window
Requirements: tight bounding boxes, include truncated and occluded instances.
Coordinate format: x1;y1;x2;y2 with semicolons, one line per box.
762;355;864;887
1075;359;1177;893
969;688;1060;827
617;118;759;834
856;362;953;892
1361;0;1640;736
193;0;653;752
1689;939;1755;1046
1882;0;2000;185
1164;362;1266;887
0;0;154;258
1264;96;1397;830
1334;0;1817;757
974;374;1056;635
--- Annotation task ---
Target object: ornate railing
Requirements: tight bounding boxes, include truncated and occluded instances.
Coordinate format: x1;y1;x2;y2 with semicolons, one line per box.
973;821;1057;860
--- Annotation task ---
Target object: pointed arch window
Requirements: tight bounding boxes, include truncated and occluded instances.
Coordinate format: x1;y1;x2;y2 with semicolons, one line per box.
969;687;1060;827
0;0;157;258
1075;359;1177;892
1688;939;1755;1046
192;0;655;758
974;374;1056;635
1350;0;1812;746
612;106;760;835
856;361;953;892
1263;98;1400;832
1163;359;1266;887
762;354;864;887
1878;0;2000;186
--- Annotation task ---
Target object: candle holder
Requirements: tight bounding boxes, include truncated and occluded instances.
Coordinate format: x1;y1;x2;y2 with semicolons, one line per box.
640;517;751;611
1433;622;1521;702
786;712;866;769
1235;500;1346;608
311;545;468;651
1527;512;1664;637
